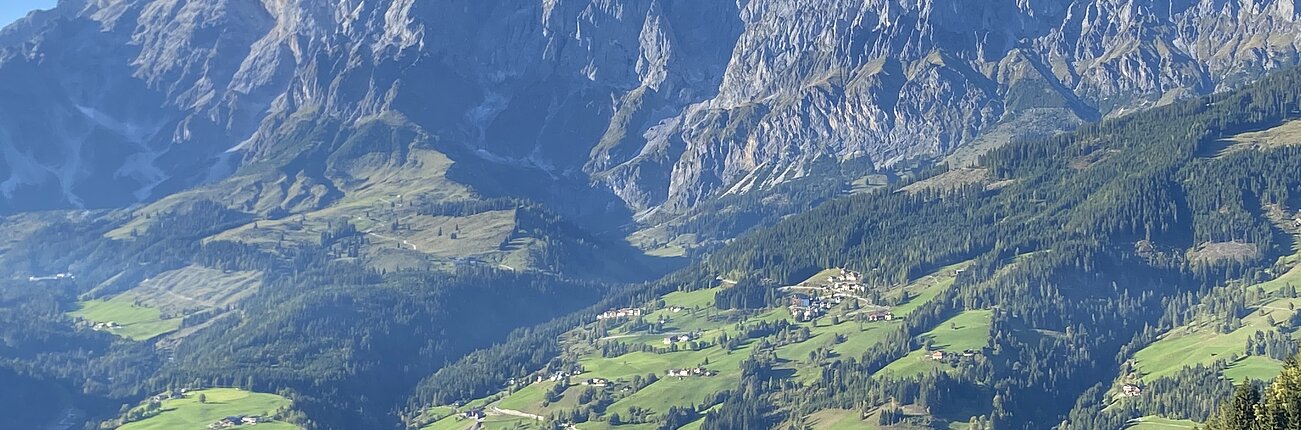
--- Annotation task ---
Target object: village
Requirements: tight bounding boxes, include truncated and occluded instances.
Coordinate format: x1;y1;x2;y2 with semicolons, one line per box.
781;269;896;323
418;263;987;430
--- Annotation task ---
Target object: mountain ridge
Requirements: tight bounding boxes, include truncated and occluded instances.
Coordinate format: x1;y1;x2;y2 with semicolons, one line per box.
3;0;1301;219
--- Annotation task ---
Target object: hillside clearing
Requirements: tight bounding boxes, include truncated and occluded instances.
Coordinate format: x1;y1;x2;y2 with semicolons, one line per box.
69;296;181;341
1123;416;1199;429
1205;119;1301;158
118;388;298;430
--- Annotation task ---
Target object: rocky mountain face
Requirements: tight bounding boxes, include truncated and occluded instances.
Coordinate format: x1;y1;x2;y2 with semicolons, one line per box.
1;0;1300;216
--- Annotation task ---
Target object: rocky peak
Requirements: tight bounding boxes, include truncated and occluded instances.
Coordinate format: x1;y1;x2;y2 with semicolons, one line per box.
1;0;1299;218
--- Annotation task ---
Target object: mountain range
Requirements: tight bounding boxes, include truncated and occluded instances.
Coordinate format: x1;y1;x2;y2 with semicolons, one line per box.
5;1;1301;430
3;0;1301;218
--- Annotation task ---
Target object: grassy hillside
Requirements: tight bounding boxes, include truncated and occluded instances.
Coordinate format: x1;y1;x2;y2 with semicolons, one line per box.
415;262;970;429
1131;250;1301;382
416;65;1301;430
69;295;181;341
877;310;992;379
67;265;263;342
118;388;299;430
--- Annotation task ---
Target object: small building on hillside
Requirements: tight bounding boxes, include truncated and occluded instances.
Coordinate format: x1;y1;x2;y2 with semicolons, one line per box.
866;311;894;322
929;351;946;361
667;368;715;378
1122;384;1143;397
597;308;643;321
209;416;248;429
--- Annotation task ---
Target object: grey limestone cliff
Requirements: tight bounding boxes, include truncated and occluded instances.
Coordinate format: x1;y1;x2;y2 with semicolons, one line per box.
1;0;1298;216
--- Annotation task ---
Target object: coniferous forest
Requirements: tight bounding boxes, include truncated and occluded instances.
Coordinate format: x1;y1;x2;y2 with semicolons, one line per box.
406;67;1301;430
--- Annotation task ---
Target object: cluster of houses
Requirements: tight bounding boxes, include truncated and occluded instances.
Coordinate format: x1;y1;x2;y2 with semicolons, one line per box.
208;416;263;428
582;378;611;387
926;349;980;361
91;321;123;331
865;310;895;322
828;269;866;292
597;307;643;321
666;367;717;378
512;370;583;387
460;409;486;420
662;332;699;345
28;272;74;282
546;370;580;382
789;295;837;322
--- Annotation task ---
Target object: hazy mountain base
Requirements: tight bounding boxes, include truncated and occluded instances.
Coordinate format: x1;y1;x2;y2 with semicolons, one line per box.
0;198;621;429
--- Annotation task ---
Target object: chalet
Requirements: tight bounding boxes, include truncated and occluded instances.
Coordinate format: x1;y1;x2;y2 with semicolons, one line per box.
667;367;716;378
583;378;610;387
929;351;946;360
462;409;486;419
209;416;247;429
1122;384;1143;397
669;306;686;313
866;311;894;322
663;333;697;344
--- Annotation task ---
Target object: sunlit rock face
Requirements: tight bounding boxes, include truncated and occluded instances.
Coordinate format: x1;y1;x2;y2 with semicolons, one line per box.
1;0;1298;214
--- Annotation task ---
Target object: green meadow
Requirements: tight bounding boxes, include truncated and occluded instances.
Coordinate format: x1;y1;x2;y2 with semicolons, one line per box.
70;295;181;341
877;310;993;379
1133;295;1301;383
119;388;297;430
421;262;971;429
